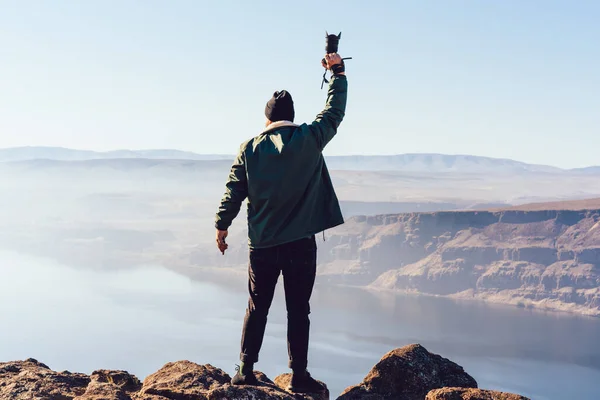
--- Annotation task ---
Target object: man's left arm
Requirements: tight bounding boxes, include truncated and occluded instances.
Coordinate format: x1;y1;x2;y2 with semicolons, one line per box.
215;149;248;232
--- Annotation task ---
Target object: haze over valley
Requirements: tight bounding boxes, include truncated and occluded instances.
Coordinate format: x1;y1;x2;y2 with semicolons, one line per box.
1;147;599;317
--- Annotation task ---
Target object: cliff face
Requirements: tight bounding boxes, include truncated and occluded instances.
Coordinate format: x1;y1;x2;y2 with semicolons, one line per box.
316;210;600;316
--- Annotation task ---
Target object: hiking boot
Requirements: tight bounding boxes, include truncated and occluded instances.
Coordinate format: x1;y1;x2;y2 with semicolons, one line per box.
288;371;326;393
231;365;259;386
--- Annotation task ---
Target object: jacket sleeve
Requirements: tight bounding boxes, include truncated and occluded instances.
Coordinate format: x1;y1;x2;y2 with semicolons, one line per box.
215;148;248;230
309;75;348;150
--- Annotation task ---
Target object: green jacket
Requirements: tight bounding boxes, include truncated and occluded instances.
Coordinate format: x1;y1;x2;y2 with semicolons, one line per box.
215;75;348;249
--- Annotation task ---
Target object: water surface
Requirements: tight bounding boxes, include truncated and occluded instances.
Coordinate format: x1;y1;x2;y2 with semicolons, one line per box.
1;250;599;399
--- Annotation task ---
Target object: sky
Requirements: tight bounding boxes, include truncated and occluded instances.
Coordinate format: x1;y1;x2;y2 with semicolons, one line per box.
1;0;598;168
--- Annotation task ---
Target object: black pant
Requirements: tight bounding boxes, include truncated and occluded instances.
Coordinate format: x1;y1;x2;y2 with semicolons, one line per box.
239;235;317;371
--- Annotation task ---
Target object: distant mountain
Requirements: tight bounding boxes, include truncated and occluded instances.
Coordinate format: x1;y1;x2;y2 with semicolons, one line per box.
323;154;562;173
571;166;600;174
0;146;597;174
0;157;231;171
0;146;232;162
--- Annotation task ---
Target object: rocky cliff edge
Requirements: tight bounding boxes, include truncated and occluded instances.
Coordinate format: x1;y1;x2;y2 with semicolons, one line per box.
0;344;528;400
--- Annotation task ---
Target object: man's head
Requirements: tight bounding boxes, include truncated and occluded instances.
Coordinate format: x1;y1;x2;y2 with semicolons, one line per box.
265;90;295;124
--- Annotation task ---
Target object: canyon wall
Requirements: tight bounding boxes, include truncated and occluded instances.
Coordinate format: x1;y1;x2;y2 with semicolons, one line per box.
314;210;600;316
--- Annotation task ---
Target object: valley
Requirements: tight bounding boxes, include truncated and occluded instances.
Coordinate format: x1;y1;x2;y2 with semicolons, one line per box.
1;149;600;317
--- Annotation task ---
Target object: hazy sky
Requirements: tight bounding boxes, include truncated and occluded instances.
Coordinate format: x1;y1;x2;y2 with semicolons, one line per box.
1;1;598;168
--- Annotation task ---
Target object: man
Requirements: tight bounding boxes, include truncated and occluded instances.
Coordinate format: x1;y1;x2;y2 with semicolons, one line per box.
214;53;347;393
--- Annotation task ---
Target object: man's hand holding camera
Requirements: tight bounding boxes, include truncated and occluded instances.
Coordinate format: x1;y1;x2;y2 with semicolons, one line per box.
321;53;345;76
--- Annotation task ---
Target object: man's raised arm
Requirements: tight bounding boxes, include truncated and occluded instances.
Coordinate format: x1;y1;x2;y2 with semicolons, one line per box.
309;53;348;150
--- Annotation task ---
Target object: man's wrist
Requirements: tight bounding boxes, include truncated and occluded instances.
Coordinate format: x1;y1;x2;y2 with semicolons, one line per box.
215;221;230;231
331;61;345;75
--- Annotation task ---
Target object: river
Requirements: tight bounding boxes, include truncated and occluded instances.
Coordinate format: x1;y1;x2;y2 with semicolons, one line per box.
1;250;599;399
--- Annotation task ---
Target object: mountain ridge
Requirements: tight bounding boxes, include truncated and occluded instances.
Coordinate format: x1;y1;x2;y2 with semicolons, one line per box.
0;146;232;162
1;146;596;172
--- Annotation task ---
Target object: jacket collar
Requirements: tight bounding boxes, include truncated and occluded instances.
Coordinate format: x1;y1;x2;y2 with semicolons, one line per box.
261;120;299;134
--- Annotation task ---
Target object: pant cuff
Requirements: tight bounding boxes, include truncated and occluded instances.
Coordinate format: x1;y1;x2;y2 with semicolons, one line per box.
288;359;307;371
240;353;258;363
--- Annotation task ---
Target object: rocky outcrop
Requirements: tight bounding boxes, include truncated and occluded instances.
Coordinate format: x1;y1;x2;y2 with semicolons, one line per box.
137;361;230;398
315;210;600;316
338;344;477;400
425;388;529;400
0;359;328;400
136;360;328;400
0;358;90;399
272;374;329;400
0;345;528;400
73;370;142;399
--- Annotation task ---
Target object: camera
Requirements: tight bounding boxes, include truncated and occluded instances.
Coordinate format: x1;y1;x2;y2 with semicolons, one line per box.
321;31;351;88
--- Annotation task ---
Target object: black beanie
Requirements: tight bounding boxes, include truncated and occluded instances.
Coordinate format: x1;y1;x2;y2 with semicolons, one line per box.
265;90;295;122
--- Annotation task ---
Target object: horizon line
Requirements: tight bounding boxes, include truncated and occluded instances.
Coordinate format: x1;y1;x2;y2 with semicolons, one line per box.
0;145;597;170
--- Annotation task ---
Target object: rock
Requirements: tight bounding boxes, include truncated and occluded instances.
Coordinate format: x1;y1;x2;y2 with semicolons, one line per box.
0;358;90;399
206;370;295;399
74;380;131;400
74;370;142;400
273;373;329;400
89;369;142;393
205;383;297;400
131;394;170;400
254;371;275;385
137;360;318;399
138;361;230;399
426;387;531;400
338;344;477;400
